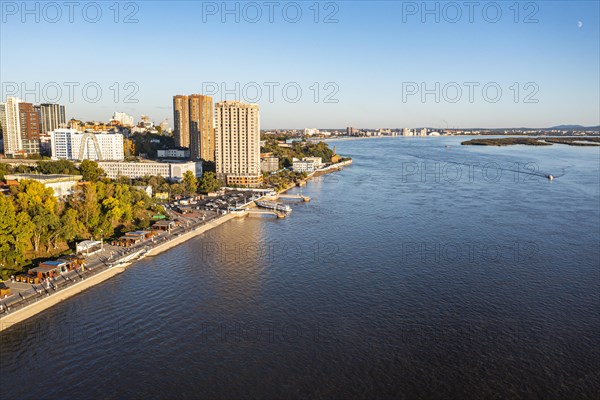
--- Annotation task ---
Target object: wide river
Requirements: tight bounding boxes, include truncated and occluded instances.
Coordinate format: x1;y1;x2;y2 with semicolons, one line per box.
1;136;599;399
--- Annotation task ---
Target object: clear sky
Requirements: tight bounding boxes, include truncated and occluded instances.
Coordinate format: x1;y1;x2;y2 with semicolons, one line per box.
1;1;599;129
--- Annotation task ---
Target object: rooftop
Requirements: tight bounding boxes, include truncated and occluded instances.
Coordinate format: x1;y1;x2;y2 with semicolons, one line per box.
4;174;83;183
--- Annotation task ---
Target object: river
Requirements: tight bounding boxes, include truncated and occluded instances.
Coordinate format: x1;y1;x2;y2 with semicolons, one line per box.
1;136;598;399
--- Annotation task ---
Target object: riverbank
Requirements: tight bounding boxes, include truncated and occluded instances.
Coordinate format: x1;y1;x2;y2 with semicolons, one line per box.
0;213;237;332
0;160;353;332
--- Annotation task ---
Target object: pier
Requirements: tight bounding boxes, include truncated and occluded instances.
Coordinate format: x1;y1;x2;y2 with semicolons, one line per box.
277;194;311;202
244;209;288;219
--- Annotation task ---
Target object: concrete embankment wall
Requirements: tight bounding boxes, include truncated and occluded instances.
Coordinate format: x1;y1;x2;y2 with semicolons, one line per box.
0;264;128;332
0;214;236;332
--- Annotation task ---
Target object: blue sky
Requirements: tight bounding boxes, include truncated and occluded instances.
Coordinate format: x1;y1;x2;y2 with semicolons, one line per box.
1;1;599;128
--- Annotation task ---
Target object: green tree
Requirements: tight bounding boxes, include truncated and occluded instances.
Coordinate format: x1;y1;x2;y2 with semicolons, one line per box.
198;172;223;193
37;160;79;175
0;196;34;268
80;160;104;182
72;183;101;238
0;163;10;180
182;171;198;195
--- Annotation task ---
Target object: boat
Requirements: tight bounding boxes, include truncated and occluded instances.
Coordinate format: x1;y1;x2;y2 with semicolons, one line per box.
255;200;292;212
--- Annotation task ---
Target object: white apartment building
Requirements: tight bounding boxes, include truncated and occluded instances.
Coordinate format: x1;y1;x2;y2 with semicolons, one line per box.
292;158;317;173
0;97;22;156
112;112;135;127
215;101;261;187
98;161;201;181
402;128;414;136
51;129;124;161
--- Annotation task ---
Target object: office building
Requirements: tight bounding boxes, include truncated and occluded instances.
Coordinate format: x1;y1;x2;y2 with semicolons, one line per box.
98;161;201;181
157;148;190;158
215;101;261;187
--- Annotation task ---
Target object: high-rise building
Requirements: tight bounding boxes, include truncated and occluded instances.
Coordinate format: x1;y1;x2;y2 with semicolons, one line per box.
38;103;66;134
0;97;23;156
173;94;215;161
215;101;261;187
112;111;134;127
189;94;214;161
19;102;41;154
173;95;190;148
51;128;124;161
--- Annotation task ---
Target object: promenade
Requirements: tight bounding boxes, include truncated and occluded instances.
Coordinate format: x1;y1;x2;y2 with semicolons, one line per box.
0;210;235;332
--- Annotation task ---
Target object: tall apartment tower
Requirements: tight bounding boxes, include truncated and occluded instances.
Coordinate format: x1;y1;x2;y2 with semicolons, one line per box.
173;95;190;148
0;97;23;156
189;94;214;161
19;102;41;154
173;94;215;161
215;101;261;187
38;103;66;134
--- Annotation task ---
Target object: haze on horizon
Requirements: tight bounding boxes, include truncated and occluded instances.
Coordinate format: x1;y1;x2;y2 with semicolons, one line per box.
1;1;599;129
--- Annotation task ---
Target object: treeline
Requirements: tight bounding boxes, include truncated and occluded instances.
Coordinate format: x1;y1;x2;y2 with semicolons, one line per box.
0;178;163;279
262;139;335;169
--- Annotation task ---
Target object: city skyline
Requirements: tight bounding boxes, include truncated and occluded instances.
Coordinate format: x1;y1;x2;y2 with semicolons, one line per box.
1;1;598;128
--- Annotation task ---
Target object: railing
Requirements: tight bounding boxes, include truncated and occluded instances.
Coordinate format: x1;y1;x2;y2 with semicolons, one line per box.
0;252;134;319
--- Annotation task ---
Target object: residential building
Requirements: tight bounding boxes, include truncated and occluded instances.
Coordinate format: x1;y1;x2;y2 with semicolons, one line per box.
4;174;82;197
19;102;41;154
173;95;190;148
419;128;428;136
292;158;316;173
260;156;279;172
303;157;323;168
0;97;23;156
98;161;201;181
112;112;134;127
215;101;261;187
38;103;66;134
304;128;319;136
189;94;214;161
51;128;124;161
173;94;215;161
159;119;170;133
402;128;414;136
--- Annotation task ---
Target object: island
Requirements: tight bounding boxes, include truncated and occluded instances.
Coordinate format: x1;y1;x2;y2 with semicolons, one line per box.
461;137;600;146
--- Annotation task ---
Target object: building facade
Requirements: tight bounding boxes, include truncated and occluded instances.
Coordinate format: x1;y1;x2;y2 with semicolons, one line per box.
19;102;41;154
173;95;190;148
188;94;214;161
260;156;279;172
292;158;317;173
98;161;201;181
0;97;23;156
38;103;66;134
112;112;134;127
157;148;190;158
51;129;124;161
173;94;215;161
215;101;261;187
